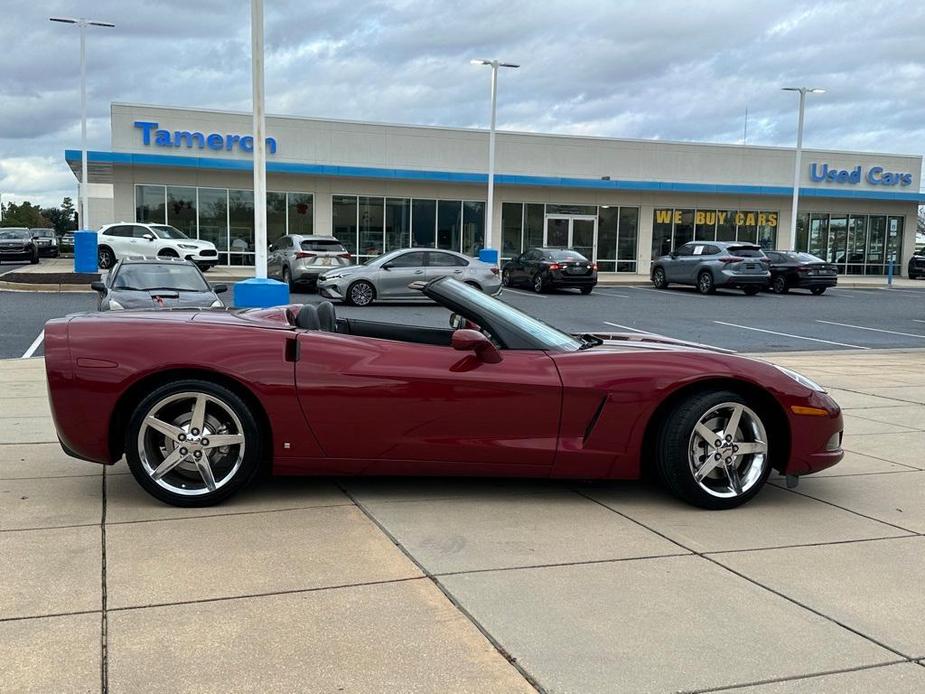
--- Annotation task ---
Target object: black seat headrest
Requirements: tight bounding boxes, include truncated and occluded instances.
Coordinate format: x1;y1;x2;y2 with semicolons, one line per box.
295;304;320;330
316;301;336;332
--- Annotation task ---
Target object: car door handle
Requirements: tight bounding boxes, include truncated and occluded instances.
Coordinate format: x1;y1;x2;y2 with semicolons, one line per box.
453;269;463;273
414;269;424;274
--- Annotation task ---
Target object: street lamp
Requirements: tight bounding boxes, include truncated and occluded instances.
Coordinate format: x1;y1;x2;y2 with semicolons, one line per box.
49;16;115;231
471;59;519;263
782;86;825;250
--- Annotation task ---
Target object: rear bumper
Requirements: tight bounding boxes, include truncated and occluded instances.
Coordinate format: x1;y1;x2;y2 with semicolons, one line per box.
716;272;769;287
793;276;838;289
548;272;598;288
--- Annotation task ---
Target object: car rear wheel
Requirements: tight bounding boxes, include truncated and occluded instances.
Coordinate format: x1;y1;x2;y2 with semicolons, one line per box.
532;272;545;293
30;250;39;264
282;266;294;290
810;286;827;295
125;380;262;507
743;286;761;296
346;280;375;306
655;390;771;509
98;246;115;270
501;269;512;287
580;286;593;295
771;276;788;294
652;266;668;289
697;271;715;294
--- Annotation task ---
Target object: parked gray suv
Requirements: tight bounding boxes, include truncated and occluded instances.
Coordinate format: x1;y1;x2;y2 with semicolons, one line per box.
651;241;770;295
267;234;352;289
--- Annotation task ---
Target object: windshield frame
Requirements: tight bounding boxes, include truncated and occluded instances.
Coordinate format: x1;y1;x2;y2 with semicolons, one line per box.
150;225;191;240
422;276;582;352
0;228;31;240
111;263;211;292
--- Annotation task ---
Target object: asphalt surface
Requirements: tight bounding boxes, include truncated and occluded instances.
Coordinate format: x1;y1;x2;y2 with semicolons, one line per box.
2;279;925;359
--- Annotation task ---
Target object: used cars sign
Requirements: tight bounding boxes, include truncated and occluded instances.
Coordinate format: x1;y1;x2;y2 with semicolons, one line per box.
809;162;912;186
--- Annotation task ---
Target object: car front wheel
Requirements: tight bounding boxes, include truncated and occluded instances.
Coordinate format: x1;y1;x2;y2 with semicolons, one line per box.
346;280;375;306
532;272;545;293
655;390;771;509
125;380;262;507
652;266;668;289
501;269;512;287
771;276;788;294
98;246;115;270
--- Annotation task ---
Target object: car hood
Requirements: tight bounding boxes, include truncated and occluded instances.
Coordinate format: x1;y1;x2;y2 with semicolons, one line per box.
587;332;735;354
109;289;219;309
320;265;365;279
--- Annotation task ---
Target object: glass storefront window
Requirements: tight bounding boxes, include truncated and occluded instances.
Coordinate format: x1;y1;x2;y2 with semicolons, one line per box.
412;199;436;247
652;208;673;259
228;190;255;265
716;210;736;242
287;193;313;235
332;195;358;255
734;211;757;244
809;213;828;258
828;215;848;264
617;207;638;272
694;210;716;241
385;198;410;252
795;211;902;276
846;215;867;274
136;185;166;224
887;216;904;267
795;213;809;251
674;209;694;247
868;215;886;274
545;204;597;216
524;204;545;249
358;196;384;258
462;201;485;256
197;188;228;255
166;186;196;237
437;200;462;251
267;192;287;245
597;207;619;262
501;203;523;260
757;212;777;249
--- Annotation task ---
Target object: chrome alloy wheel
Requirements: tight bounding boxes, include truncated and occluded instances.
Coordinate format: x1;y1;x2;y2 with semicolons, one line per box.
137;391;246;497
688;402;768;499
350;281;374;306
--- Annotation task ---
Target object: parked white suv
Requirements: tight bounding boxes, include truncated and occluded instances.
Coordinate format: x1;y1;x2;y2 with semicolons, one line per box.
96;223;220;271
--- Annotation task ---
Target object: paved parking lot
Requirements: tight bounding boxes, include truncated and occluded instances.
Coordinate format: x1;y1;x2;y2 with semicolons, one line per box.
3;279;925;359
2;349;925;692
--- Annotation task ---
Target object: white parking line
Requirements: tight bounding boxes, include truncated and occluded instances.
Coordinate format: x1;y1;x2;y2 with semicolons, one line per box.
605;322;735;352
913;319;925;325
592;290;630;298
632;287;705;298
816;320;925;340
713;321;869;350
21;330;45;359
503;288;547;299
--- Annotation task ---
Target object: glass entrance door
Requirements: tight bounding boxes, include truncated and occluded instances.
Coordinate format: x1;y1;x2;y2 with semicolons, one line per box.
544;215;597;259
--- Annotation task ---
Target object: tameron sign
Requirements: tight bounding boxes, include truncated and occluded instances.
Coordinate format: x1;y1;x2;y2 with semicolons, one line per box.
134;121;278;155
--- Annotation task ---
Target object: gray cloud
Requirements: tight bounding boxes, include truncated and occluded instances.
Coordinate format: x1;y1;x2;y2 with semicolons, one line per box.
0;0;922;207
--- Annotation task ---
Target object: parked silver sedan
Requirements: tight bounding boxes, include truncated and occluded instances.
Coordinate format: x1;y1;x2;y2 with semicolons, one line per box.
318;248;501;306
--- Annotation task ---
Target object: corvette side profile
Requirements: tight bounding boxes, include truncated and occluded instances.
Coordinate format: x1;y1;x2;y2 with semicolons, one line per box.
44;278;843;509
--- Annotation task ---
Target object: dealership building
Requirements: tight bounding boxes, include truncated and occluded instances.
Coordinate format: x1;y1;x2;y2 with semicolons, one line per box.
66;103;925;275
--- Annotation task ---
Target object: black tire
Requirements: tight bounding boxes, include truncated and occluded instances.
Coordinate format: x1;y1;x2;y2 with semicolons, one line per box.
654;389;772;510
501;269;512;287
532;272;546;293
580;286;593;295
30;251;39;265
743;286;761;296
697;271;715;294
810;286;827;296
346;280;376;306
652;266;668;289
771;276;788;294
282;266;295;290
98;246;115;270
124;379;263;507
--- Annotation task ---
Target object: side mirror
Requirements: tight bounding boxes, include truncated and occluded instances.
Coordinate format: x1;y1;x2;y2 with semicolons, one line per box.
382;263;393;271
451;329;502;364
449;313;466;330
143;233;155;241
212;284;228;294
267;244;275;252
669;251;678;259
90;281;106;293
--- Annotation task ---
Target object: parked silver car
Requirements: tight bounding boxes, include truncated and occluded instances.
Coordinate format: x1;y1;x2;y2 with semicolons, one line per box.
267;234;352;289
318;248;501;306
651;241;770;295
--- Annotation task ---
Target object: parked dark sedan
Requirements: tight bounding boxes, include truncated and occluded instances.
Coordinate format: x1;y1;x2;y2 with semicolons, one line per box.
502;247;598;294
764;251;838;295
908;248;925;279
0;228;40;264
90;258;227;311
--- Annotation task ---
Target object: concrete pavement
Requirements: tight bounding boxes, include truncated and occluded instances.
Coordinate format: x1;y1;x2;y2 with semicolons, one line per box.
2;351;925;692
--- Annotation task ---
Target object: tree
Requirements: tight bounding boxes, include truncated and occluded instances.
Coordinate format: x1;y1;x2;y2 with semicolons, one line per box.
0;201;51;229
42;197;78;234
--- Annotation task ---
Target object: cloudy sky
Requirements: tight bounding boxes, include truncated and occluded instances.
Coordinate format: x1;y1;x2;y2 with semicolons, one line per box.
1;0;923;208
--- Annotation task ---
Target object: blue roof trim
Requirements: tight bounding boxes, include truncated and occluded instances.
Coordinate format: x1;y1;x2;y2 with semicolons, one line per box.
65;149;925;202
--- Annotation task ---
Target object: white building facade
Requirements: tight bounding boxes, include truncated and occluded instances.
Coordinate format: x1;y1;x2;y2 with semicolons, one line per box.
67;103;924;275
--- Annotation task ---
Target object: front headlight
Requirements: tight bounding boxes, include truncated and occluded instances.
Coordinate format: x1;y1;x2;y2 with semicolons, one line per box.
109;299;124;310
178;243;198;250
774;365;826;393
321;273;343;282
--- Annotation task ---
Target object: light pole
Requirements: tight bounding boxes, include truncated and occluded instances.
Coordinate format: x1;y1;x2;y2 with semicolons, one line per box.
471;59;519;262
251;0;268;279
49;16;115;231
782;86;825;250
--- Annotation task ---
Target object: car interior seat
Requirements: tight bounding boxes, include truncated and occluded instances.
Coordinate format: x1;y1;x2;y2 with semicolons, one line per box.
316;301;336;332
295;304;320;330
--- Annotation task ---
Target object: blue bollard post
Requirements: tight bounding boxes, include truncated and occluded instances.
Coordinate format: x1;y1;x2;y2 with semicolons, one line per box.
232;277;290;308
73;230;98;273
887;260;894;287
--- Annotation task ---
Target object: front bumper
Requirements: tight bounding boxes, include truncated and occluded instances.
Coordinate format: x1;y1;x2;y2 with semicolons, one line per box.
0;250;33;261
783;391;844;476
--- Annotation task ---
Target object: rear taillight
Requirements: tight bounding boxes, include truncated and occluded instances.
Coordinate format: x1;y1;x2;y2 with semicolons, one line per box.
797;267;810;273
295;251;316;259
490;267;499;275
718;256;740;264
338;252;351;259
548;263;561;271
591;263;598;271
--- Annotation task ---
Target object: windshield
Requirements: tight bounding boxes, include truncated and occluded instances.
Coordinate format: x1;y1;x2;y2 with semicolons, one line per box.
431;278;583;351
113;264;210;292
786;252;825;263
151;225;190;240
301;239;347;253
0;229;30;240
549;250;587;261
363;249;402;266
32;229;55;238
728;246;765;258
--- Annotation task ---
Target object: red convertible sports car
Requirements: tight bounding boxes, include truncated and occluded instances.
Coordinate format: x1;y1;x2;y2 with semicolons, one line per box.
44;277;843;509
